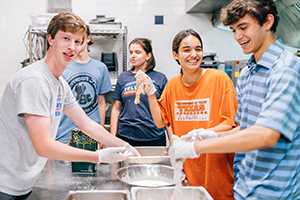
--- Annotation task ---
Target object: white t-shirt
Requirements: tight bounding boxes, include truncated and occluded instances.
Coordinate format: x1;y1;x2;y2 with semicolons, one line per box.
0;59;77;195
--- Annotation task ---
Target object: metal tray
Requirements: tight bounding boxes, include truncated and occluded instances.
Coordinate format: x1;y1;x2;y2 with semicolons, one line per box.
66;190;130;200
131;186;213;200
121;146;170;166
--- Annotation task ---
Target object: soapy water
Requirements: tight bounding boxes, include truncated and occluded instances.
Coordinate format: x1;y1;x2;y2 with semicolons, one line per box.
170;153;184;200
170;161;183;200
120;171;174;187
128;179;171;187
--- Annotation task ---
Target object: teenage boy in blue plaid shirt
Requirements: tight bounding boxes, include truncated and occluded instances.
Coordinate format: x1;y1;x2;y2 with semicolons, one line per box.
169;0;300;199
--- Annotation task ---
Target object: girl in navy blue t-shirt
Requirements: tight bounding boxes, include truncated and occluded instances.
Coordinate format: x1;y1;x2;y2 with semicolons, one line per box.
110;38;168;146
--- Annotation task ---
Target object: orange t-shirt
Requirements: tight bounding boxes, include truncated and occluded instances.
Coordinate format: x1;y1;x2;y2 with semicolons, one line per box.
158;69;237;200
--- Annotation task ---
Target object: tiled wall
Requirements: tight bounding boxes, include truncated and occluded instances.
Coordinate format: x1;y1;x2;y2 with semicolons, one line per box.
0;0;298;97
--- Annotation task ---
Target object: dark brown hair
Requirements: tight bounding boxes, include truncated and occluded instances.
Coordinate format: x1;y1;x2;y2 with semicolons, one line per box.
86;25;94;52
220;0;279;32
129;38;156;72
172;29;203;65
86;25;94;46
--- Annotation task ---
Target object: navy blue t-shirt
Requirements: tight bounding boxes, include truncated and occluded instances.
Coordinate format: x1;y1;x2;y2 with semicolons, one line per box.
113;70;167;141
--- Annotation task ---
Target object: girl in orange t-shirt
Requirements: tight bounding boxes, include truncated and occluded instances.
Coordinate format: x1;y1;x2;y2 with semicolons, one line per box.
147;29;238;200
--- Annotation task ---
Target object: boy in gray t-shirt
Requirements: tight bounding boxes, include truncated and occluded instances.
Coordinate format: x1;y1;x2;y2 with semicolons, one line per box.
0;12;139;199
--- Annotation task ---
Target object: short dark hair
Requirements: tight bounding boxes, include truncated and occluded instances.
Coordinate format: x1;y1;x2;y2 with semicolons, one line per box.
129;38;156;72
172;29;203;65
221;0;279;32
86;25;94;46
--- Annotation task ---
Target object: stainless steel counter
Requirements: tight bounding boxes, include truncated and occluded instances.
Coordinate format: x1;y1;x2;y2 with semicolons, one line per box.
27;159;128;200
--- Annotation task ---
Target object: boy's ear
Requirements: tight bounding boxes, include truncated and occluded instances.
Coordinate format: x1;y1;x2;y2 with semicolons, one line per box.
47;34;53;47
264;14;275;31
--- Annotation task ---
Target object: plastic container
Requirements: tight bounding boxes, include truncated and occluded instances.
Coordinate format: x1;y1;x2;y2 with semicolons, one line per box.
28;13;56;28
71;128;97;173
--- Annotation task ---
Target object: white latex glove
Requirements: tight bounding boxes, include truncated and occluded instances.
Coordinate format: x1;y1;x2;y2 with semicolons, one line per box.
181;128;217;142
97;145;136;164
146;79;156;95
124;143;141;157
135;70;157;96
171;134;183;142
168;140;199;162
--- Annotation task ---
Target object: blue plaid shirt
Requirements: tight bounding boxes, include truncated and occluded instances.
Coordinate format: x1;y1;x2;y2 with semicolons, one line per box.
233;40;300;199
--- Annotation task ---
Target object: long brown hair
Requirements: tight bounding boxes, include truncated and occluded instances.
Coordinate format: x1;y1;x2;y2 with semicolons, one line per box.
172;29;203;69
129;38;156;72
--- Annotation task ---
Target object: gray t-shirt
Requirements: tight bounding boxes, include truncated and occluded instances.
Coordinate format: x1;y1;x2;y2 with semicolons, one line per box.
0;59;76;195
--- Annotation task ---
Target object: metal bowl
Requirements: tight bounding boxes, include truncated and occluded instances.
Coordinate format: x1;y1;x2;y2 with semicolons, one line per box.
115;164;185;187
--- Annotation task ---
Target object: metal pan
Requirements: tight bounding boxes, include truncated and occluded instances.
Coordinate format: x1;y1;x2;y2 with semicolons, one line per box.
121;146;170;166
66;190;130;200
131;186;213;200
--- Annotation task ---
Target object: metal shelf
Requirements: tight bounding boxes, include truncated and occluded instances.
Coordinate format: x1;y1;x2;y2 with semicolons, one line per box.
29;26;126;36
27;25;127;72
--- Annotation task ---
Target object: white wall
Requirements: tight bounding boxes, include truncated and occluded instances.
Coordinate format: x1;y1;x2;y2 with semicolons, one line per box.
0;0;298;97
0;0;47;96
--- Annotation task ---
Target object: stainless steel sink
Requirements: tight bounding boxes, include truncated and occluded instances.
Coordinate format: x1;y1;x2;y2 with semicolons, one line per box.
66;190;130;200
121;146;170;166
131;186;213;200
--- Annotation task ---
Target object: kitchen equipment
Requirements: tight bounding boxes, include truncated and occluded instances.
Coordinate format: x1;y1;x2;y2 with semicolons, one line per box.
101;52;119;71
89;17;116;24
28;13;56;28
66;190;130;200
201;53;220;69
47;0;72;13
115;164;185;187
71;128;97;173
121;146;170;166
188;0;300;48
101;52;119;79
131;186;213;200
224;59;247;87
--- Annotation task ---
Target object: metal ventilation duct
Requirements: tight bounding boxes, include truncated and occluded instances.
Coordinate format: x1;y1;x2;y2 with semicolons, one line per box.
186;0;300;48
275;0;300;48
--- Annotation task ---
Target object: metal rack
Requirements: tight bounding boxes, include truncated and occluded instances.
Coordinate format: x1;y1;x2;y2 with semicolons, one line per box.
25;24;128;72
